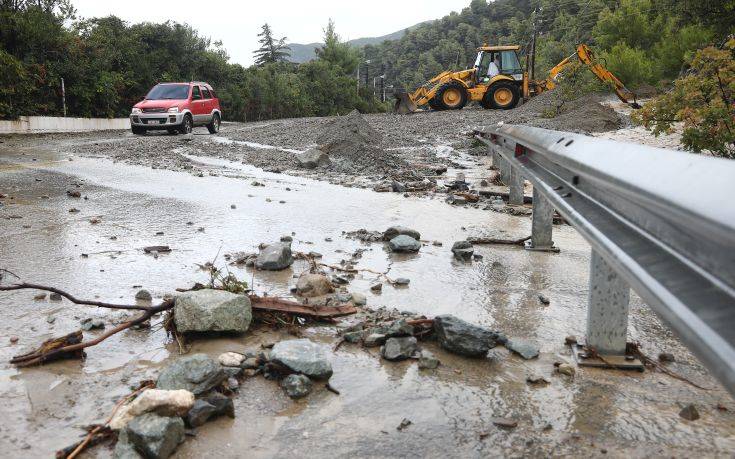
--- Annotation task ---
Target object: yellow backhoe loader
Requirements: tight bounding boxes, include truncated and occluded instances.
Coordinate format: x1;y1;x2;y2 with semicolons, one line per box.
394;44;640;114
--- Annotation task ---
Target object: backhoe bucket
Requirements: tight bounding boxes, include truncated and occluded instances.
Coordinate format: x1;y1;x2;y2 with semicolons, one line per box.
394;92;418;114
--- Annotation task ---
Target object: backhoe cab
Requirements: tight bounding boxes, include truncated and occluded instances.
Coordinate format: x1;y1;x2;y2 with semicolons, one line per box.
394;44;640;114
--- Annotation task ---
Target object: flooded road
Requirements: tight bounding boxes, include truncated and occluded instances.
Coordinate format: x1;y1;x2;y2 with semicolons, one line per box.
1;138;734;457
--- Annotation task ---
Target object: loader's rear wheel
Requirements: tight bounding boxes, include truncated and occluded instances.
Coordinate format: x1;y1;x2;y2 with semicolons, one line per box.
428;97;441;110
483;82;520;110
435;82;467;110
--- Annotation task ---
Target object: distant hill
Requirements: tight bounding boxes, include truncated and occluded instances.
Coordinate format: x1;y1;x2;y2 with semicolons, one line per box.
286;25;417;64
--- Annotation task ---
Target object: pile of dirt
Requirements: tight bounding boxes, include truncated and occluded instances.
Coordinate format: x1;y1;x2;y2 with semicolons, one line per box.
505;91;622;133
317;110;408;174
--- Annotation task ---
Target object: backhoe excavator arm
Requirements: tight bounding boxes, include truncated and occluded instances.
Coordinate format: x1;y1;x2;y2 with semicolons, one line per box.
542;44;641;109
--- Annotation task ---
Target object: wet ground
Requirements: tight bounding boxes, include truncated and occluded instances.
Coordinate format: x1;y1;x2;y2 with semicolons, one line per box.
1;109;734;458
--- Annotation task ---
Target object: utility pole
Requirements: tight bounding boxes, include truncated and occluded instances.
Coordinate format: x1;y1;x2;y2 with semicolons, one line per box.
530;8;540;81
356;65;360;91
365;59;371;88
61;78;67;117
380;64;385;102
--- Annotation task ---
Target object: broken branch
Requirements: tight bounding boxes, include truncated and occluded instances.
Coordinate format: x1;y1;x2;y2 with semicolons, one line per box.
467;236;531;245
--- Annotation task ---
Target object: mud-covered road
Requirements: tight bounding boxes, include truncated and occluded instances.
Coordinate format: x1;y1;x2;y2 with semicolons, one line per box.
0;100;731;458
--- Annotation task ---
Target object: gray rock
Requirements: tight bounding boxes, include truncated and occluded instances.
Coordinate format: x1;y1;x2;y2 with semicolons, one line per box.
383;226;421;241
394;278;411;286
679;404;700;421
126;413;184;459
370;283;383;292
270;339;333;379
174;289;252;333
363;333;387;347
343;331;363;343
203;392;235;418
351;292;367;306
241;357;259;369
382;337;418;361
388;235;421;253
385;319;414;338
433;315;498;357
281;374;313;399
80;317;105;331
451;241;474;260
296;148;331;169
186;400;217;427
255;242;294;270
391;181;407;193
418;350;440;369
295;273;333;297
113;430;143;459
135;289;152;301
506;339;540;360
156;354;226;395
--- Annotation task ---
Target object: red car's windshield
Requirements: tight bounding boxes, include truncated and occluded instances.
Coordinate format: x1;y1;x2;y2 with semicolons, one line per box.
145;84;189;100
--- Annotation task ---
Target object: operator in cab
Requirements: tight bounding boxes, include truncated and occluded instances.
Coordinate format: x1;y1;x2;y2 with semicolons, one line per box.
487;55;501;78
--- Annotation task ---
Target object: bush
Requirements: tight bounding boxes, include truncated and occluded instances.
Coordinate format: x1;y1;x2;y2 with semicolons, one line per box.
600;43;655;88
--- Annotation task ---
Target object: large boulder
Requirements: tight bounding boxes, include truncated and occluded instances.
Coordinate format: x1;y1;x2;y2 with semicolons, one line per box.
295;273;334;297
388;235;421;253
174;289;252;333
296;148;331;169
125;413;185;459
255;242;294;271
156;354;226;395
433;315;498;357
110;389;195;430
383;226;421;241
381;337;418;361
270;339;333;379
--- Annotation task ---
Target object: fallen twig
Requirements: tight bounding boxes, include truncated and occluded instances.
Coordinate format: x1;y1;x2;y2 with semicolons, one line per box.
325;382;341;395
468;235;531;246
0;283;153;311
627;343;712;391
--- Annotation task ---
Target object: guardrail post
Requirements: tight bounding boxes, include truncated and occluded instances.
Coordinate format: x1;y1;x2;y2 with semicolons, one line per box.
586;250;630;355
509;166;524;206
525;188;559;252
499;156;510;185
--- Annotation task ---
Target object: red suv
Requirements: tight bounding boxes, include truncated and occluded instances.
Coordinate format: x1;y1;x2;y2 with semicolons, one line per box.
130;82;222;135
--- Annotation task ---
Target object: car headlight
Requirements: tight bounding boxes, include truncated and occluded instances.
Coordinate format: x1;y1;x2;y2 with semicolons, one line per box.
131;108;141;114
167;107;179;113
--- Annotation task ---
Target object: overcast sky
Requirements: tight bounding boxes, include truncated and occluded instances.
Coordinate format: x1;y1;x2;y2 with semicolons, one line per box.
71;0;471;66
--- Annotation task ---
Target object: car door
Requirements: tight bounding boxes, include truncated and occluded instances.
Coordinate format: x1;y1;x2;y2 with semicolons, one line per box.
190;85;206;124
201;87;213;123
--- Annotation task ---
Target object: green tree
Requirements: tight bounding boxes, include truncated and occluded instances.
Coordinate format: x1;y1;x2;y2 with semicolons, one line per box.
634;40;735;158
315;19;359;74
253;23;290;66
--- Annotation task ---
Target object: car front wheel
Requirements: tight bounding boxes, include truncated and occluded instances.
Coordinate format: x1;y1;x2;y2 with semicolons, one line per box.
207;113;220;134
132;126;147;135
179;114;193;134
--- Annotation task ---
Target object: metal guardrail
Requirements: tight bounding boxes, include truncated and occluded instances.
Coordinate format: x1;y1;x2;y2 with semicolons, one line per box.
475;124;735;397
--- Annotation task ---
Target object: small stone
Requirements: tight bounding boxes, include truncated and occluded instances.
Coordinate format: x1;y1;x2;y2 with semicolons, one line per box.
381;337;418;361
451;241;474;261
658;352;675;363
218;352;245;367
33;293;46;300
351;292;367;306
343;331;363;343
506;339;540;360
281;374;313;399
492;417;518;429
296;273;334;297
538;294;551;305
526;374;550;385
186;400;217;427
679;404;700;421
418;350;440;369
226;377;239;391
157;354;227;395
388;235;421;253
135;289;152;301
383;226;421;241
364;333;387;347
80;318;105;331
46;316;56;324
564;336;578;345
10;336;19;343
66;190;81;198
394;278;410;286
69;208;79;213
49;292;62;301
556;363;575;377
230;204;236;209
296;148;331;169
370;283;383;292
241;357;259;369
255;241;294;271
397;418;412;431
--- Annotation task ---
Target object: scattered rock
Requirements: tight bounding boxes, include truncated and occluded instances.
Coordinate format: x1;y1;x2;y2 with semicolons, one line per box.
218;352;245;368
281;374;313;399
418;350;440;369
113;429;142;459
391;180;406;192
255;241;294;270
679;404;700;421
186;400;218;428
135;289;152;301
394;278;410;286
506;339;540;360
383;226;421;241
526;374;550;385
80;317;105;331
125;413;185;459
295;273;334;297
388;235;421;253
451;241;474;260
9;336;19;344
556;363;575;377
351;292;367;306
110;389;195;430
49;292;62;301
364;333;387;347
203;392;235;418
66;190;81;198
397;418;412;431
381;337;418;361
370;283;383;292
658;352;675;363
143;245;171;254
270;339;333;379
156;354;227;395
296;148;331;169
433;315;498;357
538;294;551;305
564;336;578;345
492;417;518;429
174;289;252;333
343;331;363;343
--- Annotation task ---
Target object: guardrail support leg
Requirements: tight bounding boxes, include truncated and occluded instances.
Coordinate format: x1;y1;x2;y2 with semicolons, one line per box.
586;250;630;355
490;146;500;170
499;156;510;185
509;167;524;206
525;188;559;252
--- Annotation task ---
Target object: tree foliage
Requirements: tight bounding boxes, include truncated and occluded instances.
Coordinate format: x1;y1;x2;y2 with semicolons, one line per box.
634;40;735;158
253;23;290;66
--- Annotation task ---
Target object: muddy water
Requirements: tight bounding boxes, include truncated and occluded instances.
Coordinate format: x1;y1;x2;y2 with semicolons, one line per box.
0;145;733;457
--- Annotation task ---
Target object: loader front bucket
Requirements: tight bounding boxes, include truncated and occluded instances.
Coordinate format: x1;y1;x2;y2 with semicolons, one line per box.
394;92;418;114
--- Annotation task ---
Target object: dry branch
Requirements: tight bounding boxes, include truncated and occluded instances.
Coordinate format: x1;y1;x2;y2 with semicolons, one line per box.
467;235;531;245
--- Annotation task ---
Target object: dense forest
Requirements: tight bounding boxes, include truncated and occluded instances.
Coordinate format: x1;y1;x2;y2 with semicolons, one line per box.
1;0;733;124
